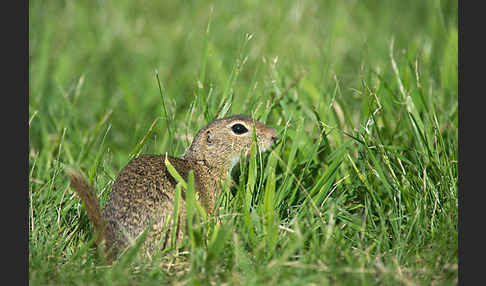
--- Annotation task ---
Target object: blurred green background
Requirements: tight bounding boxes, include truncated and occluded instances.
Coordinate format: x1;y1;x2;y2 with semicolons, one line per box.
29;0;457;160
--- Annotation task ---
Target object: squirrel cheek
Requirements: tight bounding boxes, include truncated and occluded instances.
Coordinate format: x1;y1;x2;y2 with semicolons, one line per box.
255;137;267;152
230;156;240;169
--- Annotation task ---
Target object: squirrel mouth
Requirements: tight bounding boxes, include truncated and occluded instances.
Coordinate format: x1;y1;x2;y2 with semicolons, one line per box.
259;136;277;152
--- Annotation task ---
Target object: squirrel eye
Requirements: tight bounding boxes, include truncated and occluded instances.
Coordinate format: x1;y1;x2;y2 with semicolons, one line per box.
231;123;248;135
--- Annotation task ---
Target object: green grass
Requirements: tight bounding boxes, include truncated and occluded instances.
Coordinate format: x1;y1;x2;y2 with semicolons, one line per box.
29;0;458;285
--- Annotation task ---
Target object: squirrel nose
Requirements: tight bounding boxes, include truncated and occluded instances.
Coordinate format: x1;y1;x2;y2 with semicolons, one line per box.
269;128;278;142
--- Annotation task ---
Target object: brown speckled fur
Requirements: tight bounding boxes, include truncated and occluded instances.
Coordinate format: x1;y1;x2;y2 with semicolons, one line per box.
67;115;277;263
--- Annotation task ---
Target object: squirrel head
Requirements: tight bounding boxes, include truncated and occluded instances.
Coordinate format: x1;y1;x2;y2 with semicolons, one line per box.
182;115;278;172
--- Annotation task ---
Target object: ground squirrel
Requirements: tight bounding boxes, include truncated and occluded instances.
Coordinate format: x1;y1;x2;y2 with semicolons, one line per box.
66;115;277;262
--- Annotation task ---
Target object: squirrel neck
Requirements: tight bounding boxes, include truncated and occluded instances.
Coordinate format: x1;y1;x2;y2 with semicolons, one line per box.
181;153;233;214
182;143;234;179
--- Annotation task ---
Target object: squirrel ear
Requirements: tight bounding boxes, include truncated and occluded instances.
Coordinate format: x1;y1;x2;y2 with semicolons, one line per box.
206;130;213;144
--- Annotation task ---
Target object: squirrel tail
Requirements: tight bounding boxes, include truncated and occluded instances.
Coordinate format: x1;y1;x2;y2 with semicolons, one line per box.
65;168;111;257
